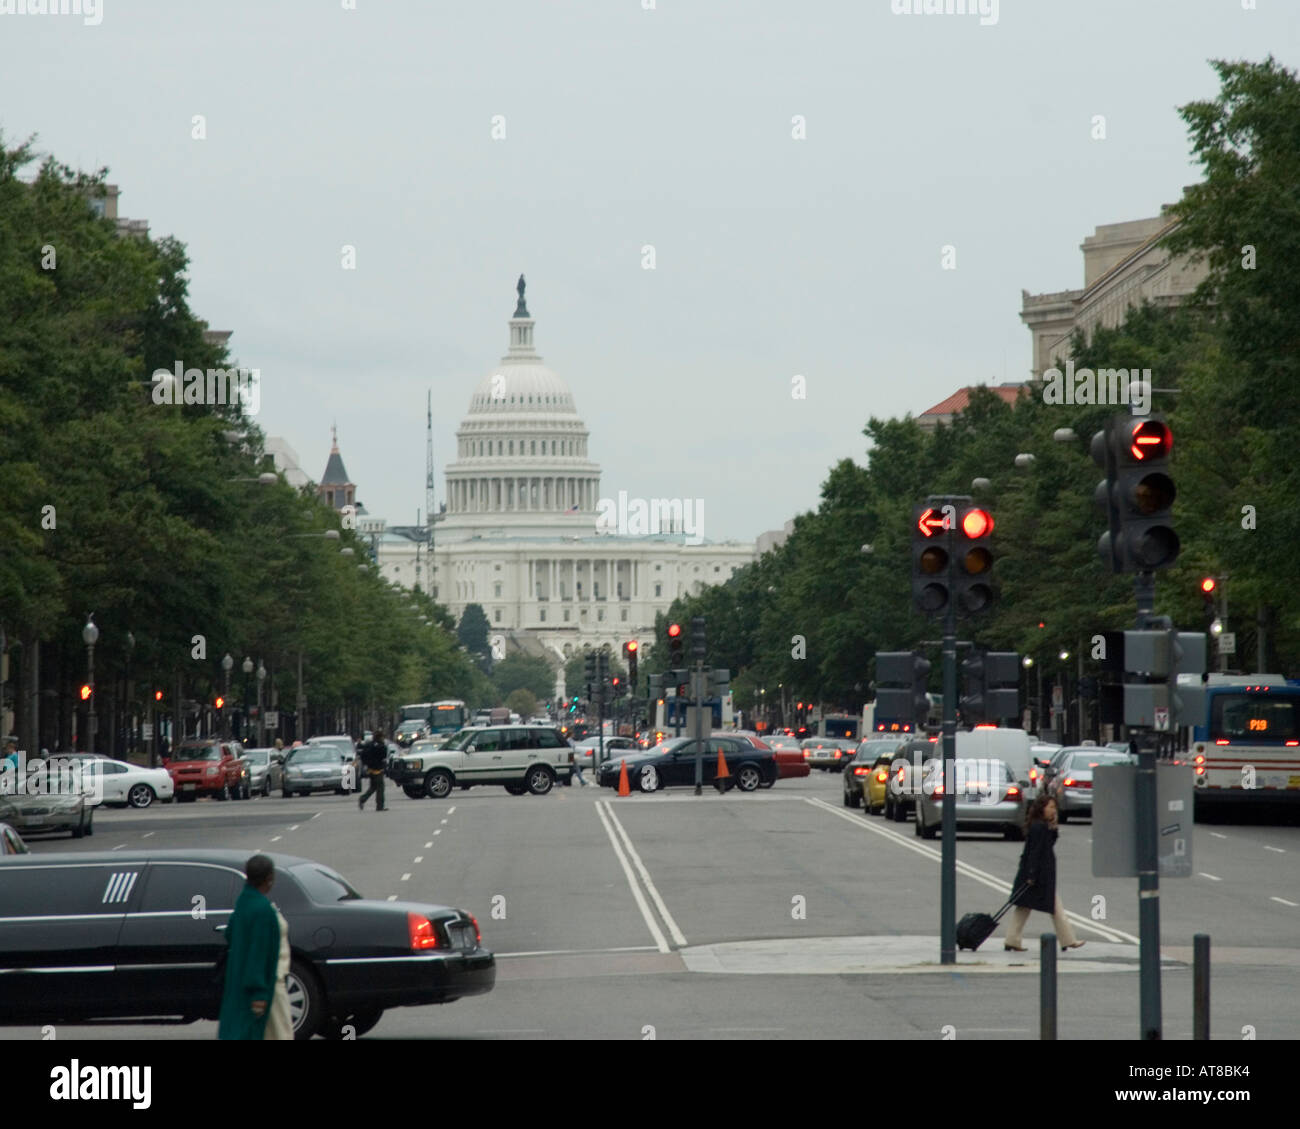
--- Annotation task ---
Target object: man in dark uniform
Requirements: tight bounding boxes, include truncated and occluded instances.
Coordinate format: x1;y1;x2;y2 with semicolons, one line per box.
357;729;389;812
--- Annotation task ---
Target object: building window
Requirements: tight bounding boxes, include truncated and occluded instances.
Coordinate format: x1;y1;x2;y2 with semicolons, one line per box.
539;609;546;623
655;564;662;572
531;440;536;455
495;609;502;623
654;584;662;597
597;610;604;622
563;609;570;622
620;609;628;622
494;583;502;598
714;566;720;573
509;440;514;455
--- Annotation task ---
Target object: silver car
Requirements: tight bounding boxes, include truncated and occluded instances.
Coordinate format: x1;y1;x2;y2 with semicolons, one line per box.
914;758;1026;841
241;747;285;797
281;746;352;797
1046;748;1135;820
0;791;92;839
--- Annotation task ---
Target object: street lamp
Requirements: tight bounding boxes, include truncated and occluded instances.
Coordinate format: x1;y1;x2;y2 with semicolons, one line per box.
125;631;135;757
221;653;234;737
256;660;267;747
1014;453;1036;468
82;615;99;752
242;656;254;742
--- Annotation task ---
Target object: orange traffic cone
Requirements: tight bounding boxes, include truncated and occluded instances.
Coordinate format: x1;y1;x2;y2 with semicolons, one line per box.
617;759;630;797
715;746;730;779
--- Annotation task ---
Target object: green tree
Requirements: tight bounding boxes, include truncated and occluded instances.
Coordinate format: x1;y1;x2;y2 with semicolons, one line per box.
506;688;538;719
456;604;490;666
491;653;555;701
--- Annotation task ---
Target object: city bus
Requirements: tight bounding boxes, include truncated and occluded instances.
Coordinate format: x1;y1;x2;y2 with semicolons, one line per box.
1173;674;1300;806
654;695;734;732
819;714;860;740
398;700;468;737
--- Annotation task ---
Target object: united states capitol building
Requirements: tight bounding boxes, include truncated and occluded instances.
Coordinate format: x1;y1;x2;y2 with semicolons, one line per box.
335;279;756;667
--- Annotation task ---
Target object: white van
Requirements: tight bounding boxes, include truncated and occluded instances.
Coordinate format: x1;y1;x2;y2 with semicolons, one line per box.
954;727;1037;794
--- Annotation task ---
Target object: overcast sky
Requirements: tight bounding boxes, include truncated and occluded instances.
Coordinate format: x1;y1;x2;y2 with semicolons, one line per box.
4;1;1292;542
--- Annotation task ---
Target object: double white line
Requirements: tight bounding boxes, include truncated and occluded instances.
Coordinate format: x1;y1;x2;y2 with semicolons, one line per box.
594;799;687;953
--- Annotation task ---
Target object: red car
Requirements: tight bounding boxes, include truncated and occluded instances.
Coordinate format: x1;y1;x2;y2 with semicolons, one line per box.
166;739;245;802
718;732;809;784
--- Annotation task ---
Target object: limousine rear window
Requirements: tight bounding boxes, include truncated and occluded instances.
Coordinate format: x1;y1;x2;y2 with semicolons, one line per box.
291;863;361;903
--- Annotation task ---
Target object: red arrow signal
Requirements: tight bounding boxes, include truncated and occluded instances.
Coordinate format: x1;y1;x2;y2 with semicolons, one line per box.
917;508;945;537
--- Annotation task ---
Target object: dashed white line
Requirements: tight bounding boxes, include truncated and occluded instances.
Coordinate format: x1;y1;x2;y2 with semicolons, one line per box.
270;836;282;842
288;825;299;831
440;819;448;825
447;806;456;815
433;829;441;836
401;873;411;882
386;895;397;901
112;844;125;851
142;831;154;838
1270;897;1298;907
1209;832;1227;839
1199;873;1222;881
413;856;423;864
1264;846;1286;854
424;841;433;848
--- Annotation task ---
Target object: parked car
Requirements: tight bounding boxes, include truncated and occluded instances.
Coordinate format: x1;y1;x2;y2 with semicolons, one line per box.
282;745;353;797
166;740;245;802
1045;747;1135;820
596;736;778;793
79;758;175;809
914;758;1026;841
0;849;494;1038
884;737;941;822
0;791;92;839
842;738;906;809
389;725;573;799
0;823;28;855
240;748;286;797
801;737;858;771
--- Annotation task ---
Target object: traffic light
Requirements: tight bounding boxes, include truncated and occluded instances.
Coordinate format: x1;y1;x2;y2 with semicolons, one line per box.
611;676;622;698
691;617;706;660
912;502;951;616
961;651;1020;725
214;695;225;711
1200;577;1218;627
1093;415;1179;573
568;696;578;714
79;684;93;701
668;622;683;667
1106;629;1207;730
584;650;597;684
954;505;995;615
624;640;639;692
875;652;931;730
154;689;163;702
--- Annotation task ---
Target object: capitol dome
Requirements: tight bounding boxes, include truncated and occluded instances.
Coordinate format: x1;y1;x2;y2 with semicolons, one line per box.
438;277;601;540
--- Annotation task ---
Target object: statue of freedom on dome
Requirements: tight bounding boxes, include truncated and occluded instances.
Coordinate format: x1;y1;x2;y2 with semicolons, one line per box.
514;274;529;318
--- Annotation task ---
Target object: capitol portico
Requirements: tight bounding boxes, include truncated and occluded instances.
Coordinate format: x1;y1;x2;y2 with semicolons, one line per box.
352;279;756;669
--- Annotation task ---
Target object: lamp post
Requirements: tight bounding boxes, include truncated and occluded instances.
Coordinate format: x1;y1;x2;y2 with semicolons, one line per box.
125;630;135;758
242;656;253;742
221;653;233;738
83;615;99;753
256;660;266;747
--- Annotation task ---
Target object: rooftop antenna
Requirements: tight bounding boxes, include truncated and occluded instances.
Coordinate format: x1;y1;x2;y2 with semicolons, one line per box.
426;389;435;596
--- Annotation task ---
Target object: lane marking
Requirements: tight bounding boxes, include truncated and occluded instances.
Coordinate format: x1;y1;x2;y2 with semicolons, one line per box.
1264;846;1286;854
413;856;423;864
441;819;448;825
386;895;397;901
476;1028;544;1034
1199;873;1222;881
270;836;282;842
601;801;688;946
401;873;411;882
803;797;1136;945
1271;897;1298;907
424;841;433;848
142;832;154;838
497;945;660;958
311;812;321;820
288;825;299;831
447;806;456;815
433;829;441;836
1209;832;1226;839
594;798;669;953
112;844;125;851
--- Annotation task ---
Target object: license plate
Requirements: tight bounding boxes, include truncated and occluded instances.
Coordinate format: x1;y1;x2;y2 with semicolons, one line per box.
26;817;45;826
1290;776;1300;788
183;783;196;791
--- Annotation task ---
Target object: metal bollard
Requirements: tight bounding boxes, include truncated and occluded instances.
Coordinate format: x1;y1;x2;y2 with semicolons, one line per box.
1040;933;1057;1040
1193;934;1210;1040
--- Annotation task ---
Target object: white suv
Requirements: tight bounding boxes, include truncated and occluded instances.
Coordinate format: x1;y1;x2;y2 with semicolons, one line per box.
389;725;572;799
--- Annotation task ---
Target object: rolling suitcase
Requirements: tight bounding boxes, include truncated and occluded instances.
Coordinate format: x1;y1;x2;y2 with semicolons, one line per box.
956;885;1029;951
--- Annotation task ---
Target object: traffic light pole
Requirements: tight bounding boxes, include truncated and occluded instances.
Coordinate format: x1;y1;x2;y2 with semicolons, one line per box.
1133;569;1162;1039
940;583;958;965
693;659;705;796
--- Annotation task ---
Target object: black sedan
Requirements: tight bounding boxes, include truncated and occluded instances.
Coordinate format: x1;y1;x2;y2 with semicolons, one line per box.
0;849;494;1039
596;736;777;793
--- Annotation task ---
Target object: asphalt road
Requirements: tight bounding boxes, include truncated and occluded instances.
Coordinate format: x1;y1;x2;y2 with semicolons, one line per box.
7;770;1299;1040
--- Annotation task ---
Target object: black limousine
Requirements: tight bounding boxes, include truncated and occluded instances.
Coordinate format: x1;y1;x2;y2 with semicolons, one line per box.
0;849;495;1039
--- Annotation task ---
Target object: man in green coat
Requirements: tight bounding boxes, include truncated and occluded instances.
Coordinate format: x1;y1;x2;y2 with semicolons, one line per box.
218;855;281;1039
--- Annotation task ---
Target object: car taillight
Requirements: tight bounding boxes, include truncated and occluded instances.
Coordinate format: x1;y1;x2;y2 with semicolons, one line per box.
1006;786;1021;798
876;771;888;783
1029;768;1039;782
467;913;481;944
803;750;811;759
933;784;944;796
833;751;842;759
852;766;869;777
408;913;442;951
1215;739;1230;746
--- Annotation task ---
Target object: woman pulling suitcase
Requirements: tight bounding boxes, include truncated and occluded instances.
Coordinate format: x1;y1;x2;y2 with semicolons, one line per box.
1004;794;1086;953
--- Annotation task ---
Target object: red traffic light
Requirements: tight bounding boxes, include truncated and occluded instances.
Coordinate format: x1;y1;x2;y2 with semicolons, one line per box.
626;640;638;653
612;677;620;686
79;684;92;701
214;696;225;710
962;508;993;538
917;508;946;538
154;690;163;701
667;623;681;638
1200;577;1217;594
1128;419;1172;461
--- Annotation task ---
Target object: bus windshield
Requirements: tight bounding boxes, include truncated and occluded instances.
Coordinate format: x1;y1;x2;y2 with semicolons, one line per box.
1211;693;1300;741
